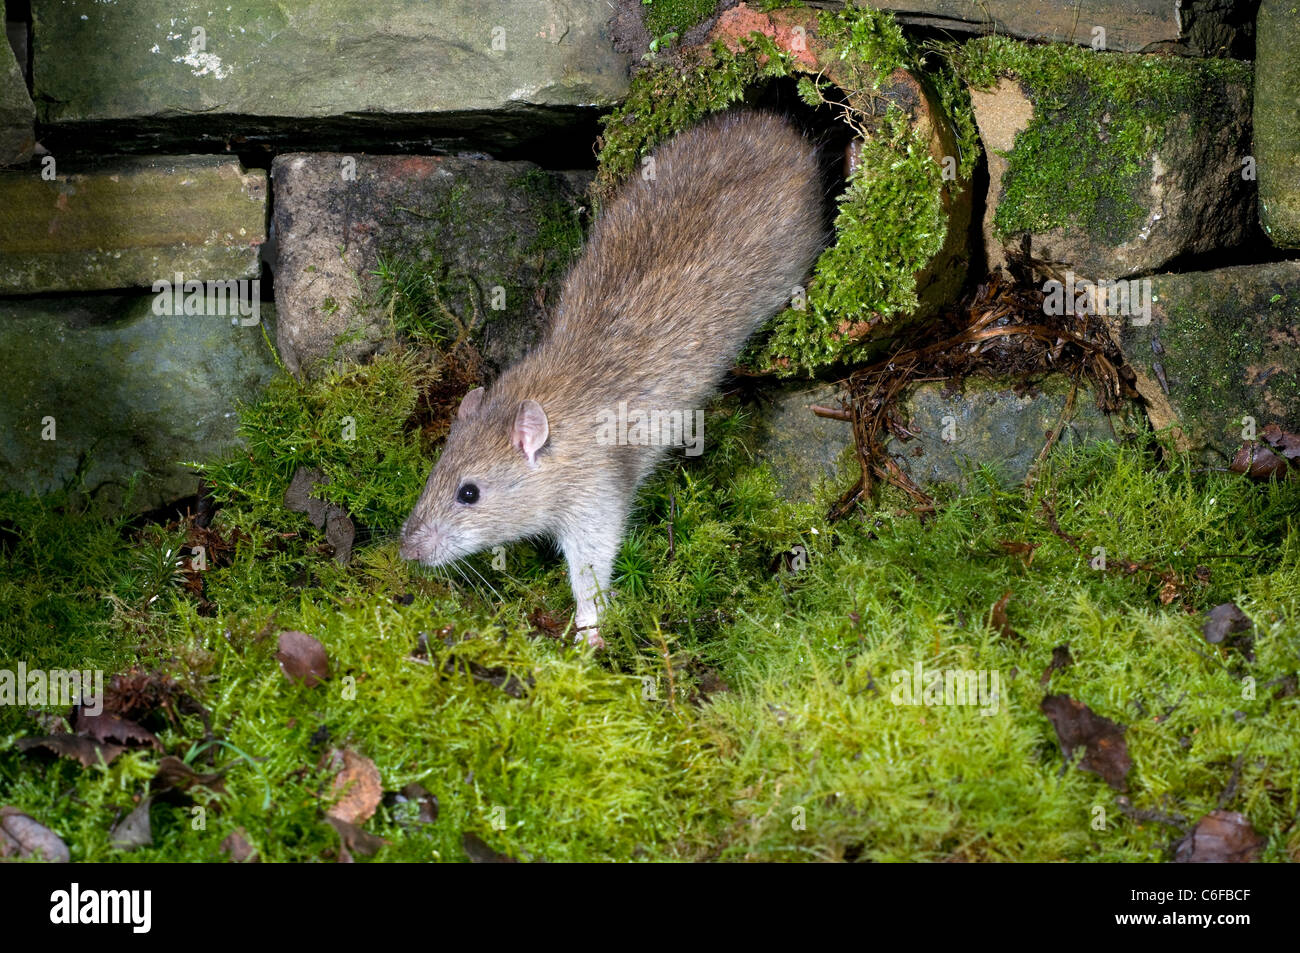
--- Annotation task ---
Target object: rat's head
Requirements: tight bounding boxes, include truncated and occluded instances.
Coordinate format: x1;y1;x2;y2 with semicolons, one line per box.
399;386;552;567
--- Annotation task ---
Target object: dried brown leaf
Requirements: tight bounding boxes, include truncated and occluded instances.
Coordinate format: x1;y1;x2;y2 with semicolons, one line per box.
109;797;153;851
0;806;69;862
462;831;518;863
989;591;1021;642
276;630;330;687
220;828;260;863
1039;644;1074;687
152;755;227;797
1261;423;1300;462
1040;694;1132;790
17;733;125;767
325;815;388;861
326;749;383;825
74;708;162;751
1174;810;1266;863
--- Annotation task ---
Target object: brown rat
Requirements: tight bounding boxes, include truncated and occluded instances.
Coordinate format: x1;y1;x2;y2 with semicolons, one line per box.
400;110;827;646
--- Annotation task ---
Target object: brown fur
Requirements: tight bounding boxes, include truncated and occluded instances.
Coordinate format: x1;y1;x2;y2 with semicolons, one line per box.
401;110;826;644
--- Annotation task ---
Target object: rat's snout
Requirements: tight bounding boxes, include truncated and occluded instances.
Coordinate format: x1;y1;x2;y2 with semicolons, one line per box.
398;533;420;561
399;514;435;563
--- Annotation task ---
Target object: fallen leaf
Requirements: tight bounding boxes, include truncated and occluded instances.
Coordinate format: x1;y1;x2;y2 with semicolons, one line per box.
1174;810;1266;863
0;807;69;862
325;815;388;861
462;831;517;863
17;733;125;767
284;467;355;565
1040;694;1132;790
220;829;260;863
110;797;153;851
1203;602;1253;651
1039;644;1074;687
324;508;356;566
74;708;162;751
1261;423;1300;463
1229;443;1289;480
989;591;1021;642
326;749;383;825
152;755;227;798
284;466;328;523
276;630;330;687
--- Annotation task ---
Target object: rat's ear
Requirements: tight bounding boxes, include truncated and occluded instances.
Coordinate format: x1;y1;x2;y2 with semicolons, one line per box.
511;399;549;467
457;387;485;420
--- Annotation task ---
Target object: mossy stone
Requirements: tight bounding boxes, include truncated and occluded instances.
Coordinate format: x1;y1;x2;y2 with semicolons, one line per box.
32;0;629;153
1108;261;1300;458
0;29;34;166
0;295;279;510
962;37;1254;278
893;377;1126;488
0;155;266;293
1255;0;1300;248
750;382;856;501
271;154;589;378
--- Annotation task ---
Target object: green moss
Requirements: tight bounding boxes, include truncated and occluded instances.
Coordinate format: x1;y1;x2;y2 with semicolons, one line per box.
508;168;585;287
642;0;719;44
360;170;583;351
1156;292;1300;432
596;4;977;377
3;357;1299;861
594;35;796;197
197;349;435;531
0;494;148;712
955;36;1252;242
757;107;946;372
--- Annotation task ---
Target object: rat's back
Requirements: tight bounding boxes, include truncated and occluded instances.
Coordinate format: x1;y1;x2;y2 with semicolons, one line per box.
519;110;826;410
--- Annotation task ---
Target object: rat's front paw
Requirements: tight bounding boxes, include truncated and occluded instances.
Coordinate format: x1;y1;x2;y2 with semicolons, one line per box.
574;625;605;650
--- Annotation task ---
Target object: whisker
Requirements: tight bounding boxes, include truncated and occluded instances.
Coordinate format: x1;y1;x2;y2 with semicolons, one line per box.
462;559;503;604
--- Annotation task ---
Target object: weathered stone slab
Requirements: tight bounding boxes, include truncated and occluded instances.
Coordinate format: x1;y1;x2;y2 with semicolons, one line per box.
749;376;1126;499
0;295;279;510
1255;0;1300;248
1107;261;1300;458
966;39;1253;279
32;1;630;155
852;0;1253;56
0;26;34;166
750;383;855;501
271;153;589;378
0;155;266;293
891;377;1124;488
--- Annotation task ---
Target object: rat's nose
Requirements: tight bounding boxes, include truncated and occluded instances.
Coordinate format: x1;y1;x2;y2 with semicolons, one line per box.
399;534;419;561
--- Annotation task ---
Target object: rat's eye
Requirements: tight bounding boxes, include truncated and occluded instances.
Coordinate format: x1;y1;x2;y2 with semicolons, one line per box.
456;482;480;505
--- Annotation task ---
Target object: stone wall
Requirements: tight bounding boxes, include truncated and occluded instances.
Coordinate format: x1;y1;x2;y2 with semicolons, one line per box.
0;0;1296;509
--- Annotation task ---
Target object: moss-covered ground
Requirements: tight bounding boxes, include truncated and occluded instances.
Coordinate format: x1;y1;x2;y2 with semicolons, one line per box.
2;347;1297;862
